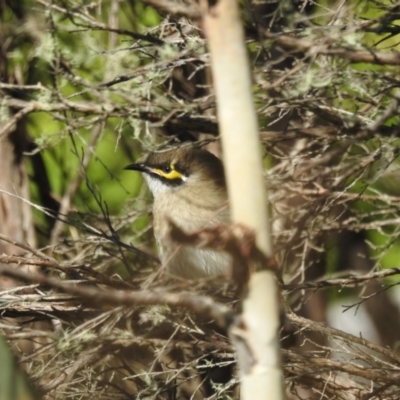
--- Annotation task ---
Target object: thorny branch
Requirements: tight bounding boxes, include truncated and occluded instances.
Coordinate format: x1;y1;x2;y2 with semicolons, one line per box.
264;31;400;66
284;267;400;291
0;263;234;329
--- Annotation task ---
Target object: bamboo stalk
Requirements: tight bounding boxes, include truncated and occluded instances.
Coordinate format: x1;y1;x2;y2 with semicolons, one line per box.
201;1;284;398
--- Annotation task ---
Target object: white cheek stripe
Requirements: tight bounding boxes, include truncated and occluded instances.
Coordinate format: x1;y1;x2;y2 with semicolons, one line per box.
143;175;170;196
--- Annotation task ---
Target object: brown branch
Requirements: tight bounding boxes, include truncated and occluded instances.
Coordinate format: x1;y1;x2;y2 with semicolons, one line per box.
266;32;400;66
284;267;400;291
288;314;400;364
5;98;400;141
0;254;135;289
0;233;59;262
0;254;79;270
0;264;234;329
285;349;400;384
261;125;400;142
3;98;219;134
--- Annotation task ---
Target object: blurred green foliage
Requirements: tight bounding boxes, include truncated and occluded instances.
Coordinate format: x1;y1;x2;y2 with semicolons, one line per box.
0;335;40;400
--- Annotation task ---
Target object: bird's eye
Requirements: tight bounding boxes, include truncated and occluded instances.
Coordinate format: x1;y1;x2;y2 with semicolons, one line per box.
162;165;172;173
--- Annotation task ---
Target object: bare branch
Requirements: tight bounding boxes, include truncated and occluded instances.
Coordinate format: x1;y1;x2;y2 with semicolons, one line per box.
284;267;400;291
265;32;400;65
0;263;234;329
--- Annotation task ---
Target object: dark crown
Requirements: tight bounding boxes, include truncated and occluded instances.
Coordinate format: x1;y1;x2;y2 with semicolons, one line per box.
144;146;226;187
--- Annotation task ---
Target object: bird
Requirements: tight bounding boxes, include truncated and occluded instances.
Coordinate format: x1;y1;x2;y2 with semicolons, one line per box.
125;144;231;279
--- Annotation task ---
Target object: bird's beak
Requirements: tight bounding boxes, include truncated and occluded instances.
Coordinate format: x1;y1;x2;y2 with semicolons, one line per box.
124;163;147;173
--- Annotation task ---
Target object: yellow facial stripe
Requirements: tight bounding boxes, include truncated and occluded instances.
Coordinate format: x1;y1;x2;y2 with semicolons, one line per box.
154;168;183;180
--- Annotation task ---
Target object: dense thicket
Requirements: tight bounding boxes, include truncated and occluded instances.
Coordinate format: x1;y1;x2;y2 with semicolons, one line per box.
2;1;400;399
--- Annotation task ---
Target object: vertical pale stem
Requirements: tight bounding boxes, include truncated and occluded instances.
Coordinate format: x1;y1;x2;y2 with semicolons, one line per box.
201;1;284;399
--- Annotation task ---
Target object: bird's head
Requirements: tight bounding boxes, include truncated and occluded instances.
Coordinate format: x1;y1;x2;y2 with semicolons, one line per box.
124;145;226;197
